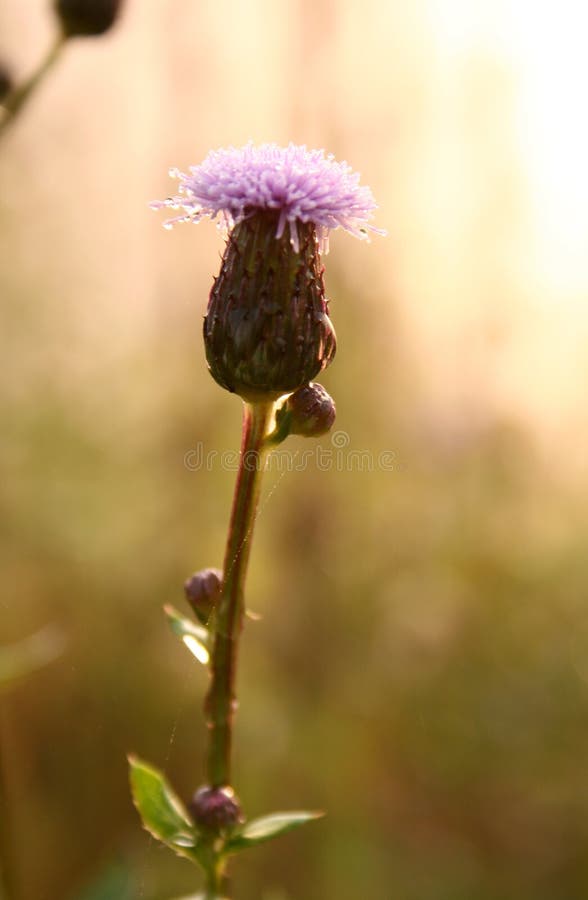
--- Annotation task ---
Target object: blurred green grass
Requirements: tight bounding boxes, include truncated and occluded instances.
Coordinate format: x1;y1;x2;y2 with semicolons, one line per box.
2;3;588;896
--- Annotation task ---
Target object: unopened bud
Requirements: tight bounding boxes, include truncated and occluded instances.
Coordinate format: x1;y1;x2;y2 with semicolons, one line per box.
189;785;243;833
54;0;122;37
204;210;336;401
276;382;336;438
184;567;222;625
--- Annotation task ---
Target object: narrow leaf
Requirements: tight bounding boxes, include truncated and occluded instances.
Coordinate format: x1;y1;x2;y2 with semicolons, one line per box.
128;755;198;861
164;604;210;665
226;810;323;852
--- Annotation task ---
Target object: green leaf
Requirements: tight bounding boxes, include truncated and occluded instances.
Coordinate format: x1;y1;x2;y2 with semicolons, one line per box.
128;755;199;862
164;604;210;665
225;810;324;853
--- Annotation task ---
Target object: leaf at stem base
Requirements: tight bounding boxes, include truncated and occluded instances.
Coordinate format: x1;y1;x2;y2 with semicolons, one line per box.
128;755;200;863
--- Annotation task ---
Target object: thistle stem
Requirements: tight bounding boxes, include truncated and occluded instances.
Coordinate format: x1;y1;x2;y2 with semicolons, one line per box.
0;34;66;140
205;400;273;788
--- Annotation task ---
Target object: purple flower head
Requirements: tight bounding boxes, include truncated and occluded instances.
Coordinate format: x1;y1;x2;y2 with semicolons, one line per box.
151;142;384;253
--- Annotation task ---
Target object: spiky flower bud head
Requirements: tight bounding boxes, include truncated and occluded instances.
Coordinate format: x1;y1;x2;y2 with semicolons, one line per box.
152;143;384;400
277;382;336;438
204;209;336;398
0;64;12;102
189;785;243;833
54;0;122;37
184;567;222;625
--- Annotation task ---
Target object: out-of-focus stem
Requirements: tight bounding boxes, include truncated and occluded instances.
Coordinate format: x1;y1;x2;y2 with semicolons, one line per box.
0;707;17;900
205;401;273;789
0;34;66;140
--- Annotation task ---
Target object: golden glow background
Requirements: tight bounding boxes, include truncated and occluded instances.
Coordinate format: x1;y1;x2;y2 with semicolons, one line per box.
2;2;588;899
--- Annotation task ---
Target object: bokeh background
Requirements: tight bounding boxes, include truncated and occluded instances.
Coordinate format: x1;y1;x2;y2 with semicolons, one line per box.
2;2;588;898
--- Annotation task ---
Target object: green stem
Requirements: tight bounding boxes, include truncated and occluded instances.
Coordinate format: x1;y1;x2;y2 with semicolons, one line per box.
203;851;224;899
0;34;66;140
205;401;273;789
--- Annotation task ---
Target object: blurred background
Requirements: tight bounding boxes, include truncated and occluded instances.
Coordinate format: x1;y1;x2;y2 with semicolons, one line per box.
2;1;588;898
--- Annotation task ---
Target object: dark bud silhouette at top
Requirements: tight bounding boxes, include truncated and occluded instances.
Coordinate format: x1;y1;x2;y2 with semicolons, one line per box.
204;210;336;401
54;0;122;37
0;64;13;102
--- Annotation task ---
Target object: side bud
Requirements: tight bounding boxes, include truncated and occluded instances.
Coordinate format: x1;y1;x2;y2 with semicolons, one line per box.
204;211;336;400
189;785;243;833
184;567;222;625
274;382;336;440
54;0;122;37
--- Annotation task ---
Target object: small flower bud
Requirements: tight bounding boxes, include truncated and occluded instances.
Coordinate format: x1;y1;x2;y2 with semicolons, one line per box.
204;210;336;400
276;382;336;438
184;567;222;625
54;0;122;37
189;785;243;833
0;65;13;103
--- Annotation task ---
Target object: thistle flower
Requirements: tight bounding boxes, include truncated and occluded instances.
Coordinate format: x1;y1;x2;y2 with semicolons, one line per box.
152;143;383;399
132;146;382;889
152;142;383;254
